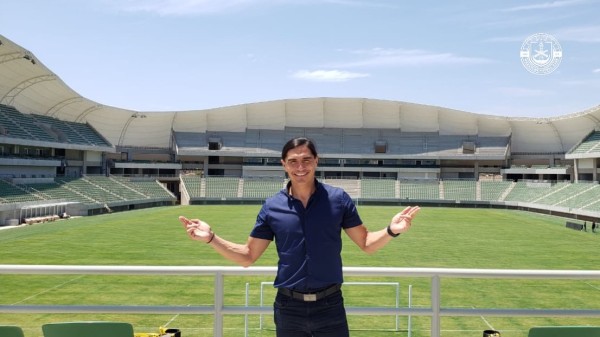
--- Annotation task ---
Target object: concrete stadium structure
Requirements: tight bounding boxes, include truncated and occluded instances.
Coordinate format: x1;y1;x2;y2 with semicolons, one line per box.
2;33;600;224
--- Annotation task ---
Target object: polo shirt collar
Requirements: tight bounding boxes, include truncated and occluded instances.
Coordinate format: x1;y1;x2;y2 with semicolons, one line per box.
285;179;321;199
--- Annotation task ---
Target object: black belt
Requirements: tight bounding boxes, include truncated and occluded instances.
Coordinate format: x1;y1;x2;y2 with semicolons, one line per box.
278;284;341;302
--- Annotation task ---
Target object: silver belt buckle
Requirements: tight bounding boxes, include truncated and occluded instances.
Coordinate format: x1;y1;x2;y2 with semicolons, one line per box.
303;293;317;301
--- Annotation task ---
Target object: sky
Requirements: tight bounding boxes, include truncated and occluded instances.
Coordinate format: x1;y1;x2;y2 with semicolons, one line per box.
2;0;600;118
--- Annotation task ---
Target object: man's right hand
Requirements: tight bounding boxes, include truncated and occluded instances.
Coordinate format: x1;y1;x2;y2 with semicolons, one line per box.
179;216;213;243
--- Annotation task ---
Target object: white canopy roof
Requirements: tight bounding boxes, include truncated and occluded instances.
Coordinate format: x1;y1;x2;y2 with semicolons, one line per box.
2;34;600;153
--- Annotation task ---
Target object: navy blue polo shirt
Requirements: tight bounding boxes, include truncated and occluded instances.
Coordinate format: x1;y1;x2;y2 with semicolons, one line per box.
250;180;362;291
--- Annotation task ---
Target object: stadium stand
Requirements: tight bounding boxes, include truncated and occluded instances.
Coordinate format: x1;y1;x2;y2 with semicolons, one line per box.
204;176;240;198
583;198;600;212
173;131;206;149
0;104;111;147
176;176;600;220
1;176;175;208
321;178;360;198
8;172;600;223
85;176;147;201
342;128;380;154
441;180;477;201
57;177;124;204
551;182;600;209
503;181;555;203
480;180;513;201
242;176;285;199
385;131;430;155
245;129;285;153
30;114;111;147
174;126;510;158
124;179;175;199
0;179;45;203
0;105;56;142
26;180;96;204
570;131;600;154
399;179;440;200
180;175;203;199
361;178;396;199
532;182;589;206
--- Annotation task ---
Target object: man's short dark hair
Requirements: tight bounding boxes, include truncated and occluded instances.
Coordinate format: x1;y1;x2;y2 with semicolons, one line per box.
281;137;318;160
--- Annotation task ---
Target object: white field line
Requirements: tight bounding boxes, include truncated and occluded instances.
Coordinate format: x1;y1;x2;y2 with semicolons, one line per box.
11;275;84;305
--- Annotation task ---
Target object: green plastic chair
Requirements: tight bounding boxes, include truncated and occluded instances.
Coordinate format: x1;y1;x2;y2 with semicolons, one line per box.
42;321;134;337
529;326;600;337
0;325;25;337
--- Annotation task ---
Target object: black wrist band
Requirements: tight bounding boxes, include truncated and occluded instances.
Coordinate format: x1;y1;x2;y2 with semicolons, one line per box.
206;232;215;244
387;225;400;238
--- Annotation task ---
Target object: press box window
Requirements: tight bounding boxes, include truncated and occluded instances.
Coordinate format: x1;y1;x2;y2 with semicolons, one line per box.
462;141;476;154
208;137;222;150
374;140;387;153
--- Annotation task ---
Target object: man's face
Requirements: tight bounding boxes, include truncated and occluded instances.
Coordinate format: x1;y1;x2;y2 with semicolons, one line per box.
281;145;318;185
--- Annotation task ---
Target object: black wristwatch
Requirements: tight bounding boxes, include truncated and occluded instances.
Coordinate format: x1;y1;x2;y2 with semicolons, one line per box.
387;225;400;238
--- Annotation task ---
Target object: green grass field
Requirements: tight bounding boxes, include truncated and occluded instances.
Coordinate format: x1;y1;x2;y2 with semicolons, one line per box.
1;205;599;337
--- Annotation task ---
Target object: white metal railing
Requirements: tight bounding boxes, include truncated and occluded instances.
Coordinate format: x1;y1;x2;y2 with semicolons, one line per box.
1;265;600;337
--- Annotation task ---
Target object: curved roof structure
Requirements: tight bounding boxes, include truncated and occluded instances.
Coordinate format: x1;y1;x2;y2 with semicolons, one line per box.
2;34;600;153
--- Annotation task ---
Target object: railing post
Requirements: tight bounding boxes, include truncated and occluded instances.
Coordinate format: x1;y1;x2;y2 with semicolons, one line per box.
214;271;224;337
408;284;413;337
431;275;441;337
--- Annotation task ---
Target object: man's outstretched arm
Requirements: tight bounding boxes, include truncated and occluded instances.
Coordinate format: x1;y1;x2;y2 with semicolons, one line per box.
179;216;271;267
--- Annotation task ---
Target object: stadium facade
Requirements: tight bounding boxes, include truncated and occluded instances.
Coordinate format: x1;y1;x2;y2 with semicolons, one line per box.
1;34;600;224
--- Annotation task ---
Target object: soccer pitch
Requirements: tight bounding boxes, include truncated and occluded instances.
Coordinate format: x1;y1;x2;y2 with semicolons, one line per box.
1;205;599;337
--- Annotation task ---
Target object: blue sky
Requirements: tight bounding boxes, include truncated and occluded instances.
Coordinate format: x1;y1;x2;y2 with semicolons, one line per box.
2;0;600;117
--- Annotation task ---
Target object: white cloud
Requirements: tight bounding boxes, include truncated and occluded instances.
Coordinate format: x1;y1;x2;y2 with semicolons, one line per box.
593;69;600;73
502;0;587;12
329;48;492;68
291;69;369;82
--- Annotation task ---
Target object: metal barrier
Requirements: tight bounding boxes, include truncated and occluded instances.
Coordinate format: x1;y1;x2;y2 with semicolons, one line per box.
1;265;600;337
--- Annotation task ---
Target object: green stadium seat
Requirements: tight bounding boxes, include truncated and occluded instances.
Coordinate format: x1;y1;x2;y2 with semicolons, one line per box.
42;321;134;337
242;176;284;198
0;325;25;337
205;176;239;198
442;180;476;201
361;178;396;199
528;326;600;337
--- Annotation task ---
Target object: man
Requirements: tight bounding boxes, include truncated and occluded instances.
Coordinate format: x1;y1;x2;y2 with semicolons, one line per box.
179;137;420;337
